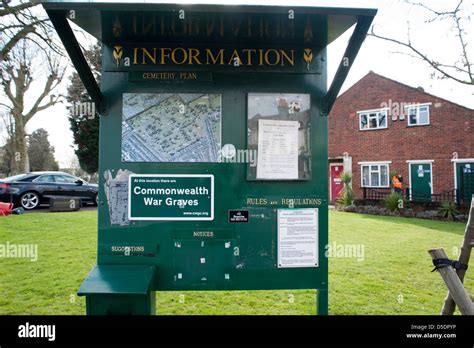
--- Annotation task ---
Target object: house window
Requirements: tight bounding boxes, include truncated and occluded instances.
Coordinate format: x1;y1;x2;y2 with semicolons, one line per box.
407;104;430;126
361;163;389;187
358;109;387;130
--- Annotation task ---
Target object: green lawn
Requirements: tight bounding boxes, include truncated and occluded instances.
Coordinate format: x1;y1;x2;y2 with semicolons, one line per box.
0;210;471;315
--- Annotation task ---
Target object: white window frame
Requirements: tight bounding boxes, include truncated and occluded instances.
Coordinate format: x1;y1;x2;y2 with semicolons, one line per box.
359;161;391;188
357;108;388;131
405;103;431;126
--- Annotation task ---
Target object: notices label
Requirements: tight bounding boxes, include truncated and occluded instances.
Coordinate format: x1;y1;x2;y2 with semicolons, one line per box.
256;119;299;179
277;208;318;268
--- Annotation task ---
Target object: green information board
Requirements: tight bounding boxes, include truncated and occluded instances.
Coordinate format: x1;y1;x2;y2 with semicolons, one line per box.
129;174;214;220
43;0;376;316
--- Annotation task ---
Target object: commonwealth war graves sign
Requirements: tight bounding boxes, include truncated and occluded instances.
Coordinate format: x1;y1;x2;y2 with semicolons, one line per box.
128;174;214;221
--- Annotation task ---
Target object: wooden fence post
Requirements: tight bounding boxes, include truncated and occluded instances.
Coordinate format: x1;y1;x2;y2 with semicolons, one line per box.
428;248;474;315
440;196;474;315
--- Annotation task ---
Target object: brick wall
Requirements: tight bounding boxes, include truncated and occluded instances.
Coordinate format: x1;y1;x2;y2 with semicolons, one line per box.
328;72;474;200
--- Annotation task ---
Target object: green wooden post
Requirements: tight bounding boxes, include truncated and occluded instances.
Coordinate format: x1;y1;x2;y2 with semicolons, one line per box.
318;289;328;315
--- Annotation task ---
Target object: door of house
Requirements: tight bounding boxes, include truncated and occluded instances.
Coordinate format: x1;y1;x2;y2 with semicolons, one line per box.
330;164;344;203
457;163;473;203
410;163;432;202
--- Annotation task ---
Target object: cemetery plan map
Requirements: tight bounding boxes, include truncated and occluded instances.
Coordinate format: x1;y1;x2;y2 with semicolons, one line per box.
122;93;222;162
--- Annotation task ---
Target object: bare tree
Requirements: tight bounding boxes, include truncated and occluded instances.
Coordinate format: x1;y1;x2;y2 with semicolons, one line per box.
1;1;66;174
0;109;15;175
1;39;65;174
370;0;473;86
0;0;63;61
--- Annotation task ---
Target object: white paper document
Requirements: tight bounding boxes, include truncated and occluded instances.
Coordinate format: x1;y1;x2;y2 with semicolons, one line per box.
256;119;299;179
277;208;318;268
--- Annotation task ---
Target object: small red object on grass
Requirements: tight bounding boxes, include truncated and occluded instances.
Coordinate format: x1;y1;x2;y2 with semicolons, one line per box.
0;202;14;216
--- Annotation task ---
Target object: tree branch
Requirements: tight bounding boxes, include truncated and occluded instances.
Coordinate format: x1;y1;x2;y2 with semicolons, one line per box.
370;29;473;85
24;75;56;123
0;24;35;61
0;23;26;31
452;7;473;80
1;76;20;110
0;0;40;17
0;103;13;110
404;0;462;21
390;49;472;75
33;98;59;114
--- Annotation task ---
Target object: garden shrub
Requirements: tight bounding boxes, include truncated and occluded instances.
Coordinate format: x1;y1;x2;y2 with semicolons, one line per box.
438;201;460;221
384;192;403;212
336;171;354;207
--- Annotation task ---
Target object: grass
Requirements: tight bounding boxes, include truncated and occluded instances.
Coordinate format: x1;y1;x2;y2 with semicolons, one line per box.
0;210;471;315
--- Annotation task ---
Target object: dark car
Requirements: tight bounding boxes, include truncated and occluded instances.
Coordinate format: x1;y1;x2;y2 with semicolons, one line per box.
0;171;98;210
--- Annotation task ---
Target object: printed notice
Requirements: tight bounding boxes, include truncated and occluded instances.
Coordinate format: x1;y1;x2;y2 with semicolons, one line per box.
277;208;318;268
256;119;299;179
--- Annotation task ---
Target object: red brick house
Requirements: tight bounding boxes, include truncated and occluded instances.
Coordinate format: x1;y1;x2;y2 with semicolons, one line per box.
328;71;474;204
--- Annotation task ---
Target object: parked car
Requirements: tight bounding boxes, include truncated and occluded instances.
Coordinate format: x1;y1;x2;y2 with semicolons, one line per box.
0;171;98;210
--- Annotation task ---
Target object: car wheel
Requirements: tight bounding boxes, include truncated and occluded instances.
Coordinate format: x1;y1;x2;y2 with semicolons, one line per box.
93;194;98;206
20;191;40;210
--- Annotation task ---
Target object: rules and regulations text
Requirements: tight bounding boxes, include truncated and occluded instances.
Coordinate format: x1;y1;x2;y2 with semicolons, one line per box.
277;208;318;268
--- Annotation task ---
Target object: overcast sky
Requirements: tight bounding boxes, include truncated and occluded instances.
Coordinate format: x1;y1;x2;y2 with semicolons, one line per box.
2;0;473;167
